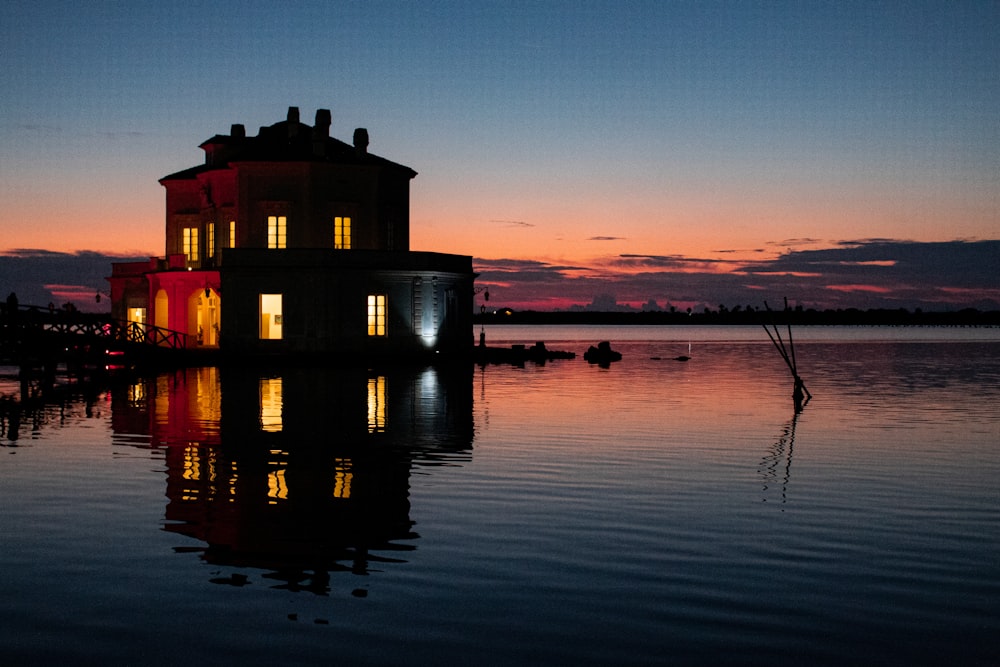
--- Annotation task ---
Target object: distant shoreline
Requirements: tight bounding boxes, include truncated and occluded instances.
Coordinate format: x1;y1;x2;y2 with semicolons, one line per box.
474;308;1000;327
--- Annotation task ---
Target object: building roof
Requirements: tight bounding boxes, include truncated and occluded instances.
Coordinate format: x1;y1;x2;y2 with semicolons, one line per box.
160;107;417;182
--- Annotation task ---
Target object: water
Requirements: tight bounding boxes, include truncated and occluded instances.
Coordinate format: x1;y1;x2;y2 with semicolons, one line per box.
1;326;998;665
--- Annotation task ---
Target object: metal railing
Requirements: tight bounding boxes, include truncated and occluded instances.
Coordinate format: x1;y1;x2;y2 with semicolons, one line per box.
3;305;187;351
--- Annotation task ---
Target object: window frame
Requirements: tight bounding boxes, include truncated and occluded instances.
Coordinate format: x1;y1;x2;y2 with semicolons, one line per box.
259;293;283;340
182;226;200;263
367;294;387;337
267;215;287;249
206;222;215;258
334;215;352;249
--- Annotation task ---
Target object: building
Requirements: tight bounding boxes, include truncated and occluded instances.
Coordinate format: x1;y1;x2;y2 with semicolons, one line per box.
109;107;475;360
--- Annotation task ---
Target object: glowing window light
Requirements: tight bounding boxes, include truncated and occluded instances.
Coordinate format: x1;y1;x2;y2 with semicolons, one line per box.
182;227;199;262
259;294;283;340
127;307;146;326
267;215;286;249
334;216;351;249
228;220;236;248
367;294;386;337
206;222;215;258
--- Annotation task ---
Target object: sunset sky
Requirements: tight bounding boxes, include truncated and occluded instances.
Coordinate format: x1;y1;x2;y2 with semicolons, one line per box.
2;1;997;311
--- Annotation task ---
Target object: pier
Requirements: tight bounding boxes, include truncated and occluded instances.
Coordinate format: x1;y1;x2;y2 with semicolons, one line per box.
1;302;189;401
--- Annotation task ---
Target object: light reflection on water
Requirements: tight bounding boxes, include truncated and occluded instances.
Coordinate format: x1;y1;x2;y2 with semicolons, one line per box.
0;328;998;665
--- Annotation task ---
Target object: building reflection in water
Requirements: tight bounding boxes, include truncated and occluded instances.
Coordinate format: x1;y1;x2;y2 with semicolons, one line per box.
111;363;473;593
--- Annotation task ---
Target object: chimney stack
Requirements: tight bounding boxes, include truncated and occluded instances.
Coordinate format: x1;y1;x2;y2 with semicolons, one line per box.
314;109;331;137
313;109;331;156
353;127;369;154
230;123;246;139
287;106;300;139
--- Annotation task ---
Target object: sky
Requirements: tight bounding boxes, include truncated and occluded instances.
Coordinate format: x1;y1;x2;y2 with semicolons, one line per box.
1;0;998;312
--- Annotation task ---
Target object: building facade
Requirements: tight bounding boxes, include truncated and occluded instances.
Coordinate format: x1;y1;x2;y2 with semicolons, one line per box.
109;107;475;359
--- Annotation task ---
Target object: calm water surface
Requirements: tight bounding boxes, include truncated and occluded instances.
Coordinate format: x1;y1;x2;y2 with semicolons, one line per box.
1;326;998;665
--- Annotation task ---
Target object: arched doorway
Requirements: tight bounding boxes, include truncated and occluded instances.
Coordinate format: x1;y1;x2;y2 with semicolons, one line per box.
154;289;169;331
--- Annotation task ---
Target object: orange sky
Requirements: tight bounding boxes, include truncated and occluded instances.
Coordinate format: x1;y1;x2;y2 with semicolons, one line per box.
1;2;997;311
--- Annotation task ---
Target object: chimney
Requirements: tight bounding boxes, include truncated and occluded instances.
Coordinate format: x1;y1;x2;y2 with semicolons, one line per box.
287;106;300;139
314;109;331;137
353;127;369;154
230;123;246;139
313;109;331;157
313;109;330;157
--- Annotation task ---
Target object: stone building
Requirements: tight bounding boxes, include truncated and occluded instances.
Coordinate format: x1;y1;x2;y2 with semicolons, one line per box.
109;107;475;359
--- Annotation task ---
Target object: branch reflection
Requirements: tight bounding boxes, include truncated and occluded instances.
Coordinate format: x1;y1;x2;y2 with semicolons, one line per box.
758;411;800;507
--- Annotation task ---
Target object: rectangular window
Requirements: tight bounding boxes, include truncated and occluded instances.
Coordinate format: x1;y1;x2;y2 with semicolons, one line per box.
334;216;351;249
182;227;199;262
206;223;215;258
229;220;236;248
267;215;286;249
259;293;283;340
367;294;386;337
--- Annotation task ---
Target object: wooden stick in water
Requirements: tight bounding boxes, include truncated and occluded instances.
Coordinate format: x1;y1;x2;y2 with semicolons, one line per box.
763;300;811;405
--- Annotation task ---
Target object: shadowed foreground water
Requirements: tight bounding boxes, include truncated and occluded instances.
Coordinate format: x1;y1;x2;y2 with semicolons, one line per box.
1;327;998;665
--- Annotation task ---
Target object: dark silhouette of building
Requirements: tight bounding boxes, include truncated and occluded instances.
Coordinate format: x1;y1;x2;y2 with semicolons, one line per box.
108;107;475;359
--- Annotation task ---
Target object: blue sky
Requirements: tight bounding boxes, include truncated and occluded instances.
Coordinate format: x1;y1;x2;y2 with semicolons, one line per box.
1;1;998;311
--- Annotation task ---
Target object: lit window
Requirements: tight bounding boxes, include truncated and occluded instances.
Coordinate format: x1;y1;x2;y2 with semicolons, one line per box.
367;294;386;336
206;222;215;258
127;307;146;324
229;220;236;248
267;215;286;249
182;227;199;262
259;294;283;340
334;216;351;249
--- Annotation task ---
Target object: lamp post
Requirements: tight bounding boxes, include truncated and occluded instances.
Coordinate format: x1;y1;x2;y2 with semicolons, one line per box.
475;286;490;347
